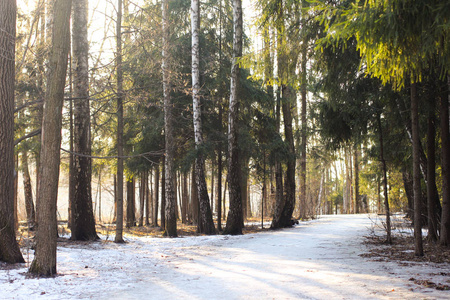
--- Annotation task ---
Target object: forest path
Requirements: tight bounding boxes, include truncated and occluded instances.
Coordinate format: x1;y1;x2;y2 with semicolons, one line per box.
101;214;448;300
3;214;449;299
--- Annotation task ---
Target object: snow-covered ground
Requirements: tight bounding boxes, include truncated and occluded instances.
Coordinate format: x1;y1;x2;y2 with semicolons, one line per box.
2;214;449;299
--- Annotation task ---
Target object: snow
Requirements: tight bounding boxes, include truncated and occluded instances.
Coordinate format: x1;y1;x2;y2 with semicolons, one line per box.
2;214;449;299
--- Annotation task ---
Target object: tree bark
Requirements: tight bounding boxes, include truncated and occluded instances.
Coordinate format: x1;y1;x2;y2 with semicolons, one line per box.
153;165;160;227
402;170;414;219
191;0;215;234
216;148;222;231
271;85;296;229
29;0;71;275
0;0;25;264
354;144;360;213
162;0;176;237
181;172;188;224
139;171;146;227
440;76;450;246
411;83;424;256
71;0;98;241
22;150;36;230
146;170;151;226
114;0;125;243
191;165;199;224
426;98;438;242
224;0;243;235
126;177;135;228
299;39;307;220
378;115;391;244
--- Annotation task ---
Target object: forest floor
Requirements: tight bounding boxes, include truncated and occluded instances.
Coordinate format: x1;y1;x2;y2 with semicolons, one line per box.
2;214;450;299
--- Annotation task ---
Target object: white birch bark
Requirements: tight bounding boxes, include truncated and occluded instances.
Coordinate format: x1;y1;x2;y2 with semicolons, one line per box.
191;0;215;234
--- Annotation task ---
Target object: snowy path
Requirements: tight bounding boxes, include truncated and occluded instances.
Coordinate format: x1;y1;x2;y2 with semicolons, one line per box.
2;214;449;299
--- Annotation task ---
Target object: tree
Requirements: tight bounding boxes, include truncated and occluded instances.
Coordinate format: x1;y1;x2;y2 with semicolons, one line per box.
411;83;424;255
440;78;450;246
0;0;25;264
224;0;244;235
191;0;216;235
313;0;450;254
162;0;177;237
115;0;125;243
71;0;98;241
29;0;72;276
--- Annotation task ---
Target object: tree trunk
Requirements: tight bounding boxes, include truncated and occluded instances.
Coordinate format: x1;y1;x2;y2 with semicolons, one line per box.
241;155;250;220
272;85;296;229
426;98;438;242
440;76;450;246
262;151;266;228
411;83;424;256
22;150;36;230
98;171;102;222
217;148;223;231
126;177;135;228
354;144;360;213
114;0;125;243
191;165;199;224
161;0;176;237
396;97;442;215
299;39;307;220
0;0;25;264
181;172;188;224
29;0;71;275
191;0;215;234
402;170;414;219
224;0;243;235
146;170;151;226
154;165;160;227
378;115;391;244
139;171;146;227
71;0;97;241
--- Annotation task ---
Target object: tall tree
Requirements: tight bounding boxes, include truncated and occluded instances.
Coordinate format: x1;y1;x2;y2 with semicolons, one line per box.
411;83;424;255
191;0;216;235
427;96;438;242
29;0;72;275
115;0;125;243
162;0;177;237
71;0;98;241
0;0;25;264
224;0;244;235
313;0;450;255
440;77;450;246
299;37;307;220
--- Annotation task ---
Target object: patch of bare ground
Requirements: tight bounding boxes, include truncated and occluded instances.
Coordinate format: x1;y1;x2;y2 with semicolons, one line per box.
16;217;275;249
361;215;450;291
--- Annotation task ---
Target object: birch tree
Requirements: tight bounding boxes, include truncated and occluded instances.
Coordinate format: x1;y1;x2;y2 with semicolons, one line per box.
191;0;216;235
163;0;177;237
